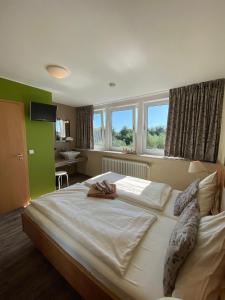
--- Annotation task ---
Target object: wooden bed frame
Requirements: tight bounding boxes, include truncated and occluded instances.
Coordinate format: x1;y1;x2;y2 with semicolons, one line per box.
22;213;120;300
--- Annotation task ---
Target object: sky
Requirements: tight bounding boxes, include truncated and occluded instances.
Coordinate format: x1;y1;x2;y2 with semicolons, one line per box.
94;104;168;131
147;104;168;129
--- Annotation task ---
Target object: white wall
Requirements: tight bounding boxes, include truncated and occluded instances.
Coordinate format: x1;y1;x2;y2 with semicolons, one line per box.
218;93;225;209
218;93;225;165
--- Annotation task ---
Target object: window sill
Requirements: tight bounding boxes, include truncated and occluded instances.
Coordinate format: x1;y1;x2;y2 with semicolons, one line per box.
78;148;186;161
88;149;126;155
140;154;185;160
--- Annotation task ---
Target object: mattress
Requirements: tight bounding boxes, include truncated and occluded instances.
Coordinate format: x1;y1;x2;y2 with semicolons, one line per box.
25;204;177;300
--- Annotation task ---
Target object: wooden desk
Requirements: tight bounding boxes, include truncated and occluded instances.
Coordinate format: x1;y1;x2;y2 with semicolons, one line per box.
55;157;87;168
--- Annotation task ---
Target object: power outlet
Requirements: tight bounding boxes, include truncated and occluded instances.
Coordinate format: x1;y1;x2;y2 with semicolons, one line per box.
28;149;35;155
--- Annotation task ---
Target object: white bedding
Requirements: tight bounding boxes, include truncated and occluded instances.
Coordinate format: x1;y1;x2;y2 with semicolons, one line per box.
163;189;180;219
30;184;156;276
25;205;177;300
85;172;172;211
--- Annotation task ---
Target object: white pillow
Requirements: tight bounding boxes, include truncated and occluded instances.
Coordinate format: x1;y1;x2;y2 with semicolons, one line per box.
173;211;225;300
197;171;217;216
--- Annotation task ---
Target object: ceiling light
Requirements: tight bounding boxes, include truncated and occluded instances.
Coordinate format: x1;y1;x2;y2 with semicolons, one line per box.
109;82;116;87
46;65;71;79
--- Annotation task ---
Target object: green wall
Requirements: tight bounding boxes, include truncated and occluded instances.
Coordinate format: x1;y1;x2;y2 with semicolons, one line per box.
0;77;55;199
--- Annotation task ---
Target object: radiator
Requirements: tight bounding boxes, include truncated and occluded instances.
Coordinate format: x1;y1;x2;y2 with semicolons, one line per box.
102;157;151;179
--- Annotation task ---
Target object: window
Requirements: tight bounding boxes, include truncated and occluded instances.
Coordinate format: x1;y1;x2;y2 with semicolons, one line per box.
93;99;168;155
144;102;169;155
93;110;105;148
110;106;136;150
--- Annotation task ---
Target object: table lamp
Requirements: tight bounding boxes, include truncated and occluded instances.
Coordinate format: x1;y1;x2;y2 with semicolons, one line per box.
188;160;207;174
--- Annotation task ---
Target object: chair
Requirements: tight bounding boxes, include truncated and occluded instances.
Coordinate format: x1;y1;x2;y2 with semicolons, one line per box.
55;171;69;189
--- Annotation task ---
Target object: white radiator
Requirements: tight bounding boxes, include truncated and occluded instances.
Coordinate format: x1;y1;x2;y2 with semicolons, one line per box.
102;157;151;179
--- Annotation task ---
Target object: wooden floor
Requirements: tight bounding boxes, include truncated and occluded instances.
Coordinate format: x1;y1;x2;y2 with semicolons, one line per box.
0;174;90;300
56;173;90;189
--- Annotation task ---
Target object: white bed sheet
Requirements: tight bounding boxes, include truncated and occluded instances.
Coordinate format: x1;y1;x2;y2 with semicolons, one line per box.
25;205;177;300
85;172;180;219
85;172;172;211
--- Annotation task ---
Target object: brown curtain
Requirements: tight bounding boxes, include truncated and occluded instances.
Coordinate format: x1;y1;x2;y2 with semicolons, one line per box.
165;79;225;162
75;105;94;149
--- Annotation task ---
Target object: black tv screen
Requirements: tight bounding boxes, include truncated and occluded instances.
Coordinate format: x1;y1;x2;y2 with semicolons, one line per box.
30;102;57;122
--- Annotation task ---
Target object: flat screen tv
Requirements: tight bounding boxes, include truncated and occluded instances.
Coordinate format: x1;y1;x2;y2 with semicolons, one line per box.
30;101;57;122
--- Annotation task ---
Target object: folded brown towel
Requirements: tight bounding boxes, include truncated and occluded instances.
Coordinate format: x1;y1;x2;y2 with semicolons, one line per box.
95;182;105;192
94;180;113;194
103;180;113;193
87;184;117;199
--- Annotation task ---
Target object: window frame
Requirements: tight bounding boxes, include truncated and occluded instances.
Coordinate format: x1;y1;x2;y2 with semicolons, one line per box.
143;99;169;156
109;105;137;151
93;98;168;155
93;109;105;150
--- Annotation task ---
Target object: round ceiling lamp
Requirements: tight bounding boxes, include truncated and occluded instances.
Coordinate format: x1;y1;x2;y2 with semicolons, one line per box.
46;64;71;79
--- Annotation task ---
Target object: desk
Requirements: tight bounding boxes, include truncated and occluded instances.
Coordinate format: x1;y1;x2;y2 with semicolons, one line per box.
55;157;87;168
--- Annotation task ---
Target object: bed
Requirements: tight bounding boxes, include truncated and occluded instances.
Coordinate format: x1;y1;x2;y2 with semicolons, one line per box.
22;167;225;300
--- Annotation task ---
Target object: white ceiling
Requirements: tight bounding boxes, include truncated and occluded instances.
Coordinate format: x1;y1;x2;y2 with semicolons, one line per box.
0;0;225;106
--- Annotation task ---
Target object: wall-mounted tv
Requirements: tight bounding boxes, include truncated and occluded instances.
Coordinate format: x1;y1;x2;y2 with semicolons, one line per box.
30;101;57;122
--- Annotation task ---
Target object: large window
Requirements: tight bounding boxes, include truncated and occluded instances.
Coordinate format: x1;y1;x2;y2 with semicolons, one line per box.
144;102;169;155
93;99;168;155
110;107;136;150
93;110;105;148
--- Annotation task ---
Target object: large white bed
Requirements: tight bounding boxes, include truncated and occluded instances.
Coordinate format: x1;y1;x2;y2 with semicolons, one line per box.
22;174;225;300
25;205;176;300
24;173;180;300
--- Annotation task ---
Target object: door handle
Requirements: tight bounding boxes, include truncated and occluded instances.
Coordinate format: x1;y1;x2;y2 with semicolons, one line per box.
17;154;24;160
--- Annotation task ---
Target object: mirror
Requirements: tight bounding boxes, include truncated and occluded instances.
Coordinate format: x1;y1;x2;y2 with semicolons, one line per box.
55;118;70;141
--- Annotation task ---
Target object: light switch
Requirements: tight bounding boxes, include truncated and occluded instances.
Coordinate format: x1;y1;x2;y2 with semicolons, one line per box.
28;149;35;155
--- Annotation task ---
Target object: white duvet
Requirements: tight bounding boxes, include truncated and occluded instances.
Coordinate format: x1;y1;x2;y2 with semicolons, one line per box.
85;172;172;211
30;184;156;276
